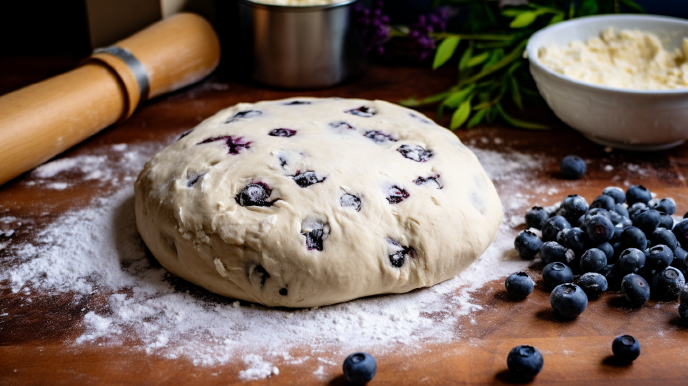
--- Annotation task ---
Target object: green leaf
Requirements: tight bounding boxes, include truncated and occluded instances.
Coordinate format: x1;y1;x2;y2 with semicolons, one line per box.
466;52;490;68
459;39;528;86
496;103;549;130
482;49;504;72
443;84;476;109
433;37;461;69
569;1;575;18
548;13;564;25
458;46;474;70
510;11;538;28
451;100;472;130
501;9;526;17
510;76;523;110
619;0;645;13
578;0;598;17
467;108;487;129
486;107;497;124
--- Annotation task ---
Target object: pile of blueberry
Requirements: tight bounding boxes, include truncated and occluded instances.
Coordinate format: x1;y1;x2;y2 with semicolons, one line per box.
509;185;688;318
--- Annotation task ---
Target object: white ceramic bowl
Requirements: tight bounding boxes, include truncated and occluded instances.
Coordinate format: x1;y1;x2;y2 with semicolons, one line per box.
526;15;688;151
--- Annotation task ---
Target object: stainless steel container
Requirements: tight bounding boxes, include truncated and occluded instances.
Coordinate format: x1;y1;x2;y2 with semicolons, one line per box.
238;0;366;89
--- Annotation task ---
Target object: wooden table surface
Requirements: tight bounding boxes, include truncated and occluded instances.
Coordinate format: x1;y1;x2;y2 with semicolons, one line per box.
2;56;688;385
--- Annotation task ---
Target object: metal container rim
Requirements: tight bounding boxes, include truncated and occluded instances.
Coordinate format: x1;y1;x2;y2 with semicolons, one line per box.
238;0;359;12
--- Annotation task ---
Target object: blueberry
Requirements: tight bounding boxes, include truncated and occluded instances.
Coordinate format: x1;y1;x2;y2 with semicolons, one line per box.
580;248;607;273
186;172;204;187
387;238;414;267
560;195;589;223
630;207;649;222
291;171;326;188
618;248;646;274
235;182;275;207
620;227;648;250
626;185;652;205
603;264;624;291
685;212;688;219
591;195;616;212
650;228;678;251
250;264;270;286
584;208;611;221
673;247;688;269
329;121;355;130
364;130;397;143
621;274;650;307
197;135;252;155
506;345;544;381
578;272;608;298
652;267;685;300
515;230;543;259
542;216;572;242
526;206;549;230
628;202;648;216
540;241;575;265
340;193;362;212
672;219;688;249
603;187;626;204
609;211;625;226
385;185;409;204
614;204;630;218
413;175;442;189
645;245;674;270
633;209;661;235
284;100;311;105
268;128;297;137
560;155;586;179
505;272;535;299
302;220;329;251
651;198;676;215
397;144;433;162
543;262;574;290
550;283;588;318
556;227;588;255
583;215;614;244
346;106;377;117
612;335;641;364
658;212;674;229
343;352;377;383
226;110;262;123
596;242;615;262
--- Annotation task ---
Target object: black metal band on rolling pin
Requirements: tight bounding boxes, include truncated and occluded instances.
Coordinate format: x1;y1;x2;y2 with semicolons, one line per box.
93;46;150;103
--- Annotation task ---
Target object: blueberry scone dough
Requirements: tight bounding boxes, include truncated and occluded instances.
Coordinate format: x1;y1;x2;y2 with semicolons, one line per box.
135;97;502;308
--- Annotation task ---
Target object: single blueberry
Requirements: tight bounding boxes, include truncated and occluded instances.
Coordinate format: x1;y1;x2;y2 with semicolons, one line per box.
646;245;674;270
526;206;549;230
584;208;611;221
303;222;329;251
197;135;252;155
612;335;641;364
268;128;297;137
560;195;589;223
343;352;377;383
650;228;679;251
618;248;646;274
556;227;588;255
673;247;688;269
505;272;535;299
591;195;616;212
614;204;630;218
506;345;544;381
560;155;586;179
364;130;397;143
542;216;572;242
385;185;410;204
628;202;648;217
235;182;275;207
634;209;661;236
397;144;433;162
621;227;648;250
346;106;377;117
626;185;652;205
329;121;355;130
658;211;674;229
672;219;688;249
581;248;607;273
652;267;685;300
291;171;326;188
279;288;288;296
543;262;574;290
603;187;626;204
651;198;676;215
621;274;650;307
515;230;543;259
550;283;588;318
250;264;270;287
413;175;442;189
578;272;608;298
596;242;615;262
540;241;575;265
583;215;614;244
340;193;362;212
387;239;414;268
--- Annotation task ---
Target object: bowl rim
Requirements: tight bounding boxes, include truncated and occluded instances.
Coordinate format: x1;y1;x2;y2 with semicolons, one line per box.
239;0;358;12
526;14;688;95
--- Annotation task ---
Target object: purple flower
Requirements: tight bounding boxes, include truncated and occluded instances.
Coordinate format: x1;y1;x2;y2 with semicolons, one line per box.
355;0;391;55
409;6;452;61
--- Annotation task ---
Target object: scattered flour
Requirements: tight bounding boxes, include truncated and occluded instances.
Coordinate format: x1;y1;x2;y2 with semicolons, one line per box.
0;142;546;379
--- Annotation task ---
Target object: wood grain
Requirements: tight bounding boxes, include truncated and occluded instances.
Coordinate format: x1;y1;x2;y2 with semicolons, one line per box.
2;58;688;385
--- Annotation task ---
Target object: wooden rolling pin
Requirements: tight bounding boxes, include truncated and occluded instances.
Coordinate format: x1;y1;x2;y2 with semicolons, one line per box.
0;13;221;186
